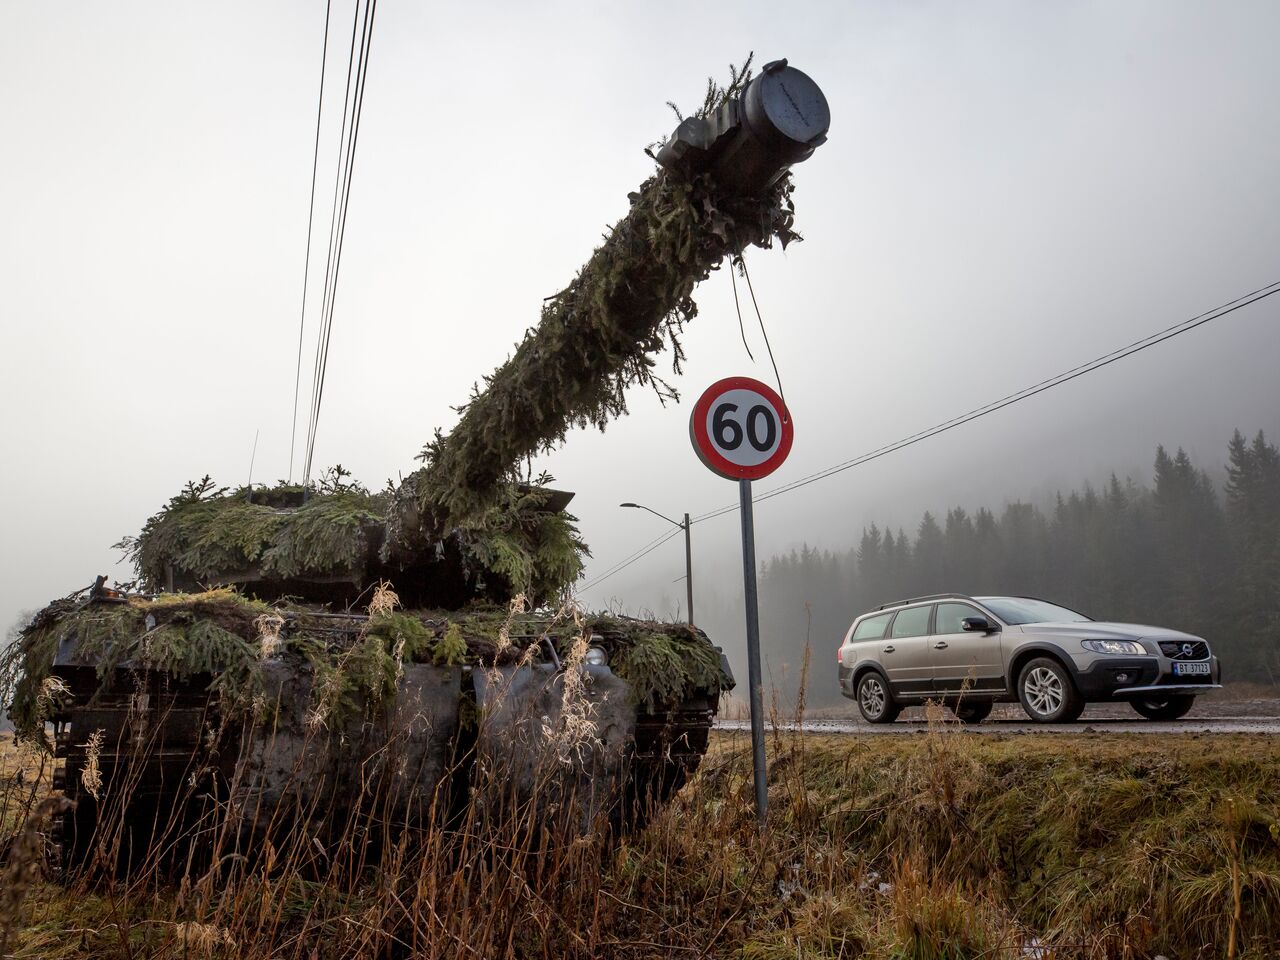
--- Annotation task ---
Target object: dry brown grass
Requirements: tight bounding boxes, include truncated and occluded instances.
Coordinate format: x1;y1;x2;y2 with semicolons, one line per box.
2;715;1278;958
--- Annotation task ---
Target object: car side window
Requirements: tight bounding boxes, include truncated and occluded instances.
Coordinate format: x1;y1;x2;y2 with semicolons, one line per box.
851;612;893;641
889;604;933;638
935;603;982;635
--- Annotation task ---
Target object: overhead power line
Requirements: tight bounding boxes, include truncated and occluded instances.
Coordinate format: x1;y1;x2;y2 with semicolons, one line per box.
302;0;378;486
304;0;363;486
288;0;333;485
578;527;684;593
691;278;1280;523
577;278;1280;592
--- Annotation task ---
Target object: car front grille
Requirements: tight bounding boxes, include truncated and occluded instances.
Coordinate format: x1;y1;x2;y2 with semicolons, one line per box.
1158;639;1209;660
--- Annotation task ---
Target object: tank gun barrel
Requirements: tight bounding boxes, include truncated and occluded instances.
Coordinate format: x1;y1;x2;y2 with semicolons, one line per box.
656;59;830;195
114;60;829;605
393;60;829;552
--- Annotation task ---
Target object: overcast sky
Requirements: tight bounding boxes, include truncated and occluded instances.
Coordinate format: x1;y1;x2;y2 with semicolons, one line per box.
3;1;1278;650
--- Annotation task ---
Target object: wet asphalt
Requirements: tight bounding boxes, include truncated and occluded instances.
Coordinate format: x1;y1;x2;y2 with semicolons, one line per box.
715;715;1280;735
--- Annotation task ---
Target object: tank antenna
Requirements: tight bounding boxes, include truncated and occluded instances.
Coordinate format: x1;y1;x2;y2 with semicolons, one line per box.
246;428;260;503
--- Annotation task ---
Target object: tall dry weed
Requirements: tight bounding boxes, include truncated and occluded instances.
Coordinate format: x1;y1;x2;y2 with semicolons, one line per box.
254;612;284;658
79;729;104;801
0;795;71;954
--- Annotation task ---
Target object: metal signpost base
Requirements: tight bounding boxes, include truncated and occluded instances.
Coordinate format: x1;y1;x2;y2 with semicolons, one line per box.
738;478;768;827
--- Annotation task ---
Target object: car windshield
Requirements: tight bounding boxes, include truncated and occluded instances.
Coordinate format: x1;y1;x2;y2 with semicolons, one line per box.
976;597;1091;625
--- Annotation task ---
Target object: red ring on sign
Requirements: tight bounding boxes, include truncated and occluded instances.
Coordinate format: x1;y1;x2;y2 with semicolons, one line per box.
689;376;794;481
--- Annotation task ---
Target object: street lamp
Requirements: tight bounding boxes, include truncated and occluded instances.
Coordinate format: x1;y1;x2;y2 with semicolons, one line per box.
619;502;694;626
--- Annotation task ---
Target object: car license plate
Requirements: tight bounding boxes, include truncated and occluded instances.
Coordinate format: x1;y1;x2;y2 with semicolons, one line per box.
1173;661;1210;676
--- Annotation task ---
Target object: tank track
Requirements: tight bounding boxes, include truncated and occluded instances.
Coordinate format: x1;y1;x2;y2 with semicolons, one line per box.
627;692;716;817
48;665;717;870
49;666;228;872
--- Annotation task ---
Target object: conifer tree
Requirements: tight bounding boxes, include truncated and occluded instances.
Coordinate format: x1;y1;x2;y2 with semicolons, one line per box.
913;512;945;594
1226;430;1280;678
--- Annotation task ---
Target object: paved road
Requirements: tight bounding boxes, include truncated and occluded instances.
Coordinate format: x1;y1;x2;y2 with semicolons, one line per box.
716;716;1280;735
716;697;1280;735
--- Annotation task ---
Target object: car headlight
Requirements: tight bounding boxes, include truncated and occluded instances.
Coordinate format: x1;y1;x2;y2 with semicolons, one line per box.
584;646;609;666
1082;639;1146;655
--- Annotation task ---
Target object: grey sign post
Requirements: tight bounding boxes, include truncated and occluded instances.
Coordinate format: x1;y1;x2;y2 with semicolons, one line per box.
738;478;768;823
690;376;793;828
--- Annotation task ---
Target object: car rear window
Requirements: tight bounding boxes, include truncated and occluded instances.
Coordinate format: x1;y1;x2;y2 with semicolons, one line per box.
851;612;893;641
890;605;932;638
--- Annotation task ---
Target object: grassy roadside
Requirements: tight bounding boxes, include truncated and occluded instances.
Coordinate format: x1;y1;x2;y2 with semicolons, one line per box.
715;726;1280;957
3;724;1278;958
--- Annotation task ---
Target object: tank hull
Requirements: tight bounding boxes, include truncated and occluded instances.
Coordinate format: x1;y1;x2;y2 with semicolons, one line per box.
44;612;722;873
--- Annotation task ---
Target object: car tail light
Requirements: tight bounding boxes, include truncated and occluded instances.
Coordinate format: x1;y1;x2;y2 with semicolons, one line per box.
837;646;843;664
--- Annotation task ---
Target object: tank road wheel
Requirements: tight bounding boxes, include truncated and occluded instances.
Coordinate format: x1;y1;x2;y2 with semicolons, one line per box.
1017;657;1084;723
856;672;901;724
950;700;993;724
1130;695;1195;721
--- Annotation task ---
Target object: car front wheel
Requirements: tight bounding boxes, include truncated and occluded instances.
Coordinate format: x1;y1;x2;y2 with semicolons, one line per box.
1130;695;1195;720
1017;657;1085;723
856;672;901;724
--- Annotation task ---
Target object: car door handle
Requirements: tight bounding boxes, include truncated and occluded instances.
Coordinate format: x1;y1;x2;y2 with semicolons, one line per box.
933;641;949;649
882;645;895;654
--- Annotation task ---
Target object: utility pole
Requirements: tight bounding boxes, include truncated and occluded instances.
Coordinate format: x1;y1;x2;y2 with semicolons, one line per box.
620;502;694;625
683;512;694;626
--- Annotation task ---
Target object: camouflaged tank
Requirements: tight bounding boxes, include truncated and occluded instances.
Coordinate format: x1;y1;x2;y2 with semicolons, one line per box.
2;58;829;871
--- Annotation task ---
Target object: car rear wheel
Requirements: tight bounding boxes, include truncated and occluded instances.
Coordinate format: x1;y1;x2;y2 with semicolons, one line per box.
951;701;993;724
1130;695;1195;720
856;673;901;724
1017;657;1084;723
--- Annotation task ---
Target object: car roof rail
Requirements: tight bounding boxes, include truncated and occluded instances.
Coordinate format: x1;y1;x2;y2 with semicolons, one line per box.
874;592;973;611
973;594;1057;605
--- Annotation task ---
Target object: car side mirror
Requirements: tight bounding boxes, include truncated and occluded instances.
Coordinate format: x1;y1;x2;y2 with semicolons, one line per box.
962;616;997;633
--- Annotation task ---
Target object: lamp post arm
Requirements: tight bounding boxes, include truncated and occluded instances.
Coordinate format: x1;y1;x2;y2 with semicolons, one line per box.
620;502;686;529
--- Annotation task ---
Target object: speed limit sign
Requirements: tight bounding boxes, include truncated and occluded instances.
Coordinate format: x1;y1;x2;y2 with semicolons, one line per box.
688;375;793;825
689;376;794;481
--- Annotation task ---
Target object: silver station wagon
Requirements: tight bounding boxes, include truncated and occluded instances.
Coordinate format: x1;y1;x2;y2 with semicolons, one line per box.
837;594;1222;724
